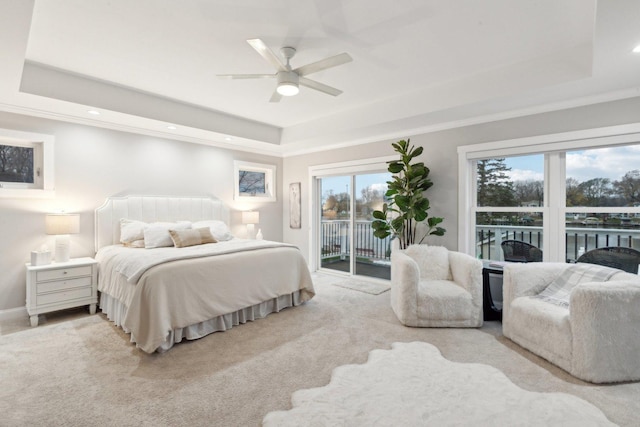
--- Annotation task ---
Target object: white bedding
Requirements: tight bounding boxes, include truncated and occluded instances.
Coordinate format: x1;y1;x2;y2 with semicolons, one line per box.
96;239;315;353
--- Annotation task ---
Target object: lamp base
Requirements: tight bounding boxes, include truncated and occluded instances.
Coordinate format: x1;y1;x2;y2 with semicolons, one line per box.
54;235;71;263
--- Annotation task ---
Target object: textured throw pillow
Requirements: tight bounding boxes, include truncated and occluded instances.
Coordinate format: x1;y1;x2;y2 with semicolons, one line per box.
169;227;217;248
123;239;145;248
404;245;451;280
144;221;192;249
119;219;147;244
191;220;234;241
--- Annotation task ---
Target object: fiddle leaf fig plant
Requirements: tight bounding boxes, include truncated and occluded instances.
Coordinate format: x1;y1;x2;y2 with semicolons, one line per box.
372;139;445;249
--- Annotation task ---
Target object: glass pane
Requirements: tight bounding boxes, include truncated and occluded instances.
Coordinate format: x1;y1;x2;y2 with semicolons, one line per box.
0;144;34;184
238;170;266;196
320;176;351;272
565;212;640;262
476;155;544;207
354;173;391;280
566;145;640;207
475;212;543;261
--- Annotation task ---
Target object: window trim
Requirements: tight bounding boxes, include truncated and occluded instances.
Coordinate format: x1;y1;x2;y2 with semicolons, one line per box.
308;156;395;271
0;128;54;198
458;122;640;260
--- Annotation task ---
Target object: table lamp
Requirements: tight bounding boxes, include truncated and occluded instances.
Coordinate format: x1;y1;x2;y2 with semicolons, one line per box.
242;211;259;239
46;213;80;263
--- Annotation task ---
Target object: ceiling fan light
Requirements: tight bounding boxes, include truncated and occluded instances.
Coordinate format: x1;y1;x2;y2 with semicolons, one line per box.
277;82;299;96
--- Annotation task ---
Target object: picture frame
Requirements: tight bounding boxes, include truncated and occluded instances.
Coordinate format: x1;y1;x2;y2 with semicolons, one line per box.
289;182;301;229
234;160;276;202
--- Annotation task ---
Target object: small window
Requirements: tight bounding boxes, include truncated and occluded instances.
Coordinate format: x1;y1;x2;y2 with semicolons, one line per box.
0;142;38;188
233;161;276;202
0;128;54;197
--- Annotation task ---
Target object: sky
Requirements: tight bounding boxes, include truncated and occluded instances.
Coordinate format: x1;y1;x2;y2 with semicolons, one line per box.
506;145;640;183
320;144;640;196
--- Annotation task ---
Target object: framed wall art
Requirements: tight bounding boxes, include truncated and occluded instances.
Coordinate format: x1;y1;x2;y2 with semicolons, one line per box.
289;182;301;229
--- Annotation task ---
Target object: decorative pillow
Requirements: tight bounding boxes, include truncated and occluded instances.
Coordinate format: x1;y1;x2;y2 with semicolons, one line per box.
123;239;145;248
404;245;451;280
120;219;147;244
192;220;234;241
169;227;217;248
144;221;192;249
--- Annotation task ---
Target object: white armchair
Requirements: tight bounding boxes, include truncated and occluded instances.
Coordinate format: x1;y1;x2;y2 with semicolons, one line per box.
391;245;483;327
503;262;640;383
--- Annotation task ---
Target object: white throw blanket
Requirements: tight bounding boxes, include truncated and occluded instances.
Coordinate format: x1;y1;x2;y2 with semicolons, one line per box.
95;239;295;283
532;263;621;308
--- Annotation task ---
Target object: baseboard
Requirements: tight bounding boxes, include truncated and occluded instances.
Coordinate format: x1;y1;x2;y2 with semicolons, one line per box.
0;306;28;322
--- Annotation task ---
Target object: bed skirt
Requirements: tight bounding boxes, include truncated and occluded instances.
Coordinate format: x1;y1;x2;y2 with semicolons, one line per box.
99;291;306;352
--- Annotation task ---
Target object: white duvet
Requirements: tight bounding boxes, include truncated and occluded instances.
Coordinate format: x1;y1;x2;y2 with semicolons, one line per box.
96;239;315;352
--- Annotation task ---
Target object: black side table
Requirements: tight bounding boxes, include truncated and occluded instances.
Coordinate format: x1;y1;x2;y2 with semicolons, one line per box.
482;262;504;321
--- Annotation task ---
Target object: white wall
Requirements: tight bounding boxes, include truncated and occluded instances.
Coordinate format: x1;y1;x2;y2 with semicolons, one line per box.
282;96;640;265
0;112;283;311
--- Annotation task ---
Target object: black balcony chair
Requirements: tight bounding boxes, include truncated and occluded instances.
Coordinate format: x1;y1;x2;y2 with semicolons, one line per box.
576;246;640;274
500;240;543;263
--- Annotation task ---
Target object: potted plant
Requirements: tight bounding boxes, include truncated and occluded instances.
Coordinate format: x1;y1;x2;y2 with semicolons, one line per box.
372;139;445;249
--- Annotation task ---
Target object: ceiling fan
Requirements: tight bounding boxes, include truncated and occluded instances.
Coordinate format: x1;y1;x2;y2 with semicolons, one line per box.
217;39;352;102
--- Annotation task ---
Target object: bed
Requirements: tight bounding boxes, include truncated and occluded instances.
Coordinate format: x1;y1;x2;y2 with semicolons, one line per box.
94;195;315;353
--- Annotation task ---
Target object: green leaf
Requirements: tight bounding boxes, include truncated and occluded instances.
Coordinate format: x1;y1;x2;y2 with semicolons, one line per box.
373;229;391;239
410;146;423;159
414;210;428;222
428;217;443;227
372;210;386;220
395;195;410;210
388;162;404;173
430;227;446;236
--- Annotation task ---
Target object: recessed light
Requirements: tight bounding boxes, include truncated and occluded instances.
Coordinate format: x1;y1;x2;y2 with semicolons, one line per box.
167;125;177;130
87;110;100;115
633;44;640;53
225;137;232;141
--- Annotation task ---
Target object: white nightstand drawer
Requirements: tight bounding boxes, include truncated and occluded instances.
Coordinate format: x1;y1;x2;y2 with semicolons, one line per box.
37;276;92;294
36;265;92;282
36;286;92;306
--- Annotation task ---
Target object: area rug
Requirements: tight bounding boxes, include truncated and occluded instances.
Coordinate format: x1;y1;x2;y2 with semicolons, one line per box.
263;341;615;426
330;280;390;295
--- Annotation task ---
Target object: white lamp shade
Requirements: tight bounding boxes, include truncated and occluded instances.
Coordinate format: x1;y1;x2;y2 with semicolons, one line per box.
45;214;80;235
242;211;260;224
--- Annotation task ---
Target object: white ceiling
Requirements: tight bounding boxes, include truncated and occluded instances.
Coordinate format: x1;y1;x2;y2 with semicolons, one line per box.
1;0;640;156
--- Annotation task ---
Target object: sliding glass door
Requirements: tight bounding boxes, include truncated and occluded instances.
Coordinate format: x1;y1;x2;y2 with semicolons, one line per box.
318;172;391;280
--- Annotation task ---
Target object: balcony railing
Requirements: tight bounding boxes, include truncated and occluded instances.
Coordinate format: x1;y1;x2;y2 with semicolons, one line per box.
321;220;391;261
477;224;640;262
321;220;640;263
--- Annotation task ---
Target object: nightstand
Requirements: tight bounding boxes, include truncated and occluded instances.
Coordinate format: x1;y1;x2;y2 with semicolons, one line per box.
25;257;98;327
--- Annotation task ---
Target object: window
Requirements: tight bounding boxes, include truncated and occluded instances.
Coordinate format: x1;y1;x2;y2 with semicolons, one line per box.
474;154;545;261
234;161;276;202
458;123;640;263
0;128;54;197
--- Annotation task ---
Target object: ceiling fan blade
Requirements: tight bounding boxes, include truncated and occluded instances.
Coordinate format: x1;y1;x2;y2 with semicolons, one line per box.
269;90;282;103
299;77;343;96
295;53;352;76
247;39;287;72
216;74;274;79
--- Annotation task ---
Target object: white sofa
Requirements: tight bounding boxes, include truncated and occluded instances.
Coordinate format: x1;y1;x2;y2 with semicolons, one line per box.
391;245;483;327
503;262;640;383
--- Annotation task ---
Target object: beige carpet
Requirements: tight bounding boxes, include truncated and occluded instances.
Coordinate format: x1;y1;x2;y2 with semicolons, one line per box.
330;279;390;295
1;273;639;427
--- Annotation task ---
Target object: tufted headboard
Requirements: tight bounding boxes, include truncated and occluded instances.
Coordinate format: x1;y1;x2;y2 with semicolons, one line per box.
94;195;230;252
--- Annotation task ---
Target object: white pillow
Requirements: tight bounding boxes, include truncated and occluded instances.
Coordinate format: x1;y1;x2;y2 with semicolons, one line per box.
143;221;192;249
192;220;234;241
120;219;147;244
404;245;451;280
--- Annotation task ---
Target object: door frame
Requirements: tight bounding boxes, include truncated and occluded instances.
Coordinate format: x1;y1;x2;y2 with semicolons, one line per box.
308;156;395;273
